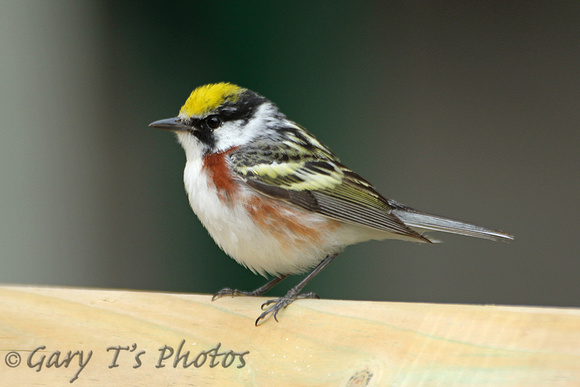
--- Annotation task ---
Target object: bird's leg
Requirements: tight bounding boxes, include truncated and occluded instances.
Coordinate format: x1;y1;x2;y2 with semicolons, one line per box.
212;274;289;300
255;253;339;326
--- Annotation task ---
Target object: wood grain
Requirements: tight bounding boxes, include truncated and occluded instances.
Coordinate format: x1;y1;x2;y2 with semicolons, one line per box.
0;285;578;386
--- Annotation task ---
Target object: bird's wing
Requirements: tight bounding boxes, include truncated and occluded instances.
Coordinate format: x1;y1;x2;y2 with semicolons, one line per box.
229;141;429;242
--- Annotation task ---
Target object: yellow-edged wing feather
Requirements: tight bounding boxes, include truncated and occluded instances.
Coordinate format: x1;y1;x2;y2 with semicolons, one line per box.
229;139;430;242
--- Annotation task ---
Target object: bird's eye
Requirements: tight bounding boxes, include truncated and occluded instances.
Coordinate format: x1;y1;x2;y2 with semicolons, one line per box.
205;116;222;130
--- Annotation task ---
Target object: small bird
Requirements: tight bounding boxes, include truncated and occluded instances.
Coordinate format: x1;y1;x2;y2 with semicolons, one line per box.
150;83;513;325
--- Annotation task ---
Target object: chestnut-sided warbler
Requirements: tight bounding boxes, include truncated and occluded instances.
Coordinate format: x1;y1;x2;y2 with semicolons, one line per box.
150;83;513;325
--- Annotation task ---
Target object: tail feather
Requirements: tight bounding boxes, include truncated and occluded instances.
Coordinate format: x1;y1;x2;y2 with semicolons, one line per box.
392;208;514;242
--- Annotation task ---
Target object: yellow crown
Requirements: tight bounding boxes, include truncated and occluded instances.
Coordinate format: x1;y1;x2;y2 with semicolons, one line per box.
179;83;245;117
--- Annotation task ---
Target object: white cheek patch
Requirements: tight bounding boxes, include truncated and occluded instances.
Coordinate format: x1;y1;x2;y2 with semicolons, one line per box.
213;103;278;152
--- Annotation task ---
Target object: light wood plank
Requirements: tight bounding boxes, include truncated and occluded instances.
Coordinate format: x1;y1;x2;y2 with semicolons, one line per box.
0;285;578;386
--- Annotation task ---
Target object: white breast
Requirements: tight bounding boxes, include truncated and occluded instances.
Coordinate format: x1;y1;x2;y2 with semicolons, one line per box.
177;133;391;277
183;156;376;277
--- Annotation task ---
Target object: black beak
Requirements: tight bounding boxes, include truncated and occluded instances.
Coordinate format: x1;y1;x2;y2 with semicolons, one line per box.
149;117;191;132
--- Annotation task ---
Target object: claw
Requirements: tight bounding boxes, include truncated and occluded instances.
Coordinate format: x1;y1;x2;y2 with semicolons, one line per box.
255;304;279;325
255;313;267;326
254;292;300;325
260;299;276;310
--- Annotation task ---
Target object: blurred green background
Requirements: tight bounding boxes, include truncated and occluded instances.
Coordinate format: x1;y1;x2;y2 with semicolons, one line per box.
1;1;578;307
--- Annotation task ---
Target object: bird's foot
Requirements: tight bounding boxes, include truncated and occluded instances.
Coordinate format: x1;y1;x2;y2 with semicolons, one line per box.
212;288;262;300
255;289;319;326
212;275;289;301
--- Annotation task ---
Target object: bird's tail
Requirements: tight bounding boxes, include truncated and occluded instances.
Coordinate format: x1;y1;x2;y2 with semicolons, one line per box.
391;205;514;242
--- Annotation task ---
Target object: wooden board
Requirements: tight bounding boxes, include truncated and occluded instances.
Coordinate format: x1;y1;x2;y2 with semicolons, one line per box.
0;285;578;385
